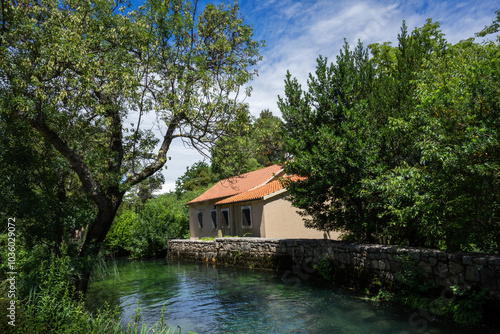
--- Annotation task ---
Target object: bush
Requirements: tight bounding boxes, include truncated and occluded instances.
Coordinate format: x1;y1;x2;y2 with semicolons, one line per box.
0;244;122;333
127;194;190;258
105;210;137;256
105;190;205;258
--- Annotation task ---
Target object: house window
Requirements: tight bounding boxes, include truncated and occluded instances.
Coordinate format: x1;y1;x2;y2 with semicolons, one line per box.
197;211;203;228
211;210;217;229
242;206;252;227
221;208;230;228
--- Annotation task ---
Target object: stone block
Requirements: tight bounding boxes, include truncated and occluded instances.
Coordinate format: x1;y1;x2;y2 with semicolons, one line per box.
480;268;497;290
465;266;480;282
386;247;396;254
411;252;421;261
390;261;402;272
462;256;473;265
417;261;432;276
429;257;438;266
473;257;488;266
434;263;448;278
371;259;379;269
378;260;386;270
448;261;464;276
491;265;500;276
437;253;447;261
488;258;500;266
450;273;465;285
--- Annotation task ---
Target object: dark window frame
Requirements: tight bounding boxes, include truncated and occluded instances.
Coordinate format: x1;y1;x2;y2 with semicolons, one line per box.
221;208;230;228
241;206;252;227
197;211;203;229
211;210;217;229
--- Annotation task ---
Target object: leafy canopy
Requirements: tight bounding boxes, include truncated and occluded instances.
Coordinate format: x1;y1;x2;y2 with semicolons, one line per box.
280;17;499;252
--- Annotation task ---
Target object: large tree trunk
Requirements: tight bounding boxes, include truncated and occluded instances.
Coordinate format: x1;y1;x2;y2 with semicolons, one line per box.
75;195;123;295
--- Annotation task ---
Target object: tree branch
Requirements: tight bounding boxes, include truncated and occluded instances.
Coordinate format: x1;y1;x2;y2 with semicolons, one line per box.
14;112;107;209
125;113;184;187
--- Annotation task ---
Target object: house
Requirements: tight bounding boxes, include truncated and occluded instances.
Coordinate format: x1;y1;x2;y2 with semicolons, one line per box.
186;164;341;240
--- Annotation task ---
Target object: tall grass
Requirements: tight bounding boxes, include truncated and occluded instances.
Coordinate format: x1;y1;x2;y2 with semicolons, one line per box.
0;243;193;333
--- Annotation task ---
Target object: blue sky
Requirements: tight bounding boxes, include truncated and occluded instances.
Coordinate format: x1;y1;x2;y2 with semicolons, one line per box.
129;0;499;192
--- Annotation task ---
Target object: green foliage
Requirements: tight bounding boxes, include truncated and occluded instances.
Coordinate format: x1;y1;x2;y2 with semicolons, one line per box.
105;210;137;255
175;161;219;196
0;117;95;251
450;286;490;325
0;241;192;333
280;17;500;252
280;41;381;241
0;243;122;333
313;257;334;281
127;195;183;257
211;106;285;177
1;0;262;293
394;254;436;295
476;9;500;37
105;189;204;258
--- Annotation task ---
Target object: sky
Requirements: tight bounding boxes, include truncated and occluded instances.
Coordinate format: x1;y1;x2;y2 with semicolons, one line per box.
130;0;499;193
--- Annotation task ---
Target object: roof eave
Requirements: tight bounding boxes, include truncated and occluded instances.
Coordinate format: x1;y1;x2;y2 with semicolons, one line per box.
262;188;288;201
215;196;264;206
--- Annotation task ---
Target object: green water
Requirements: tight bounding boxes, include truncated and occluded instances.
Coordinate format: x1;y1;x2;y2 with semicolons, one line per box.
87;259;480;334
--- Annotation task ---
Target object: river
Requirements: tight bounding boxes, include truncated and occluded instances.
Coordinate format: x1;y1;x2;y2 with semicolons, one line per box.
86;259;481;334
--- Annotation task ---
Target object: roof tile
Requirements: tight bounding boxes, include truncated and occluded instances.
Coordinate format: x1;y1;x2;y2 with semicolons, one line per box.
186;164;283;205
214;175;304;205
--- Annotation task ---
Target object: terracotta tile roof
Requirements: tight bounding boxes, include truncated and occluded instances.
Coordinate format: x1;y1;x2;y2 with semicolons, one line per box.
186;164;283;205
214;175;304;206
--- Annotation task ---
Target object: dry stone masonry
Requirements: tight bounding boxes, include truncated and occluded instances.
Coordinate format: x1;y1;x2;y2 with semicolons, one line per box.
168;238;500;301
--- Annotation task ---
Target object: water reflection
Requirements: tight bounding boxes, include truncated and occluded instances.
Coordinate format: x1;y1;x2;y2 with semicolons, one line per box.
87;259;478;334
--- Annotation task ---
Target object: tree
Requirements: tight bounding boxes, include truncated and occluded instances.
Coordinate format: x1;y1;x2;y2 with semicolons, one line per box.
175;160;219;195
253;109;286;165
280;18;499;252
279;42;380;241
104;189;204;257
0;0;262;293
476;9;500;37
368;37;500;252
124;174;165;211
211;106;285;177
0;115;94;252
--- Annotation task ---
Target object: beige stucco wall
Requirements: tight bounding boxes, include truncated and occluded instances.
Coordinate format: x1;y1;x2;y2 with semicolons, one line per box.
189;193;341;240
188;201;219;239
189;200;265;239
215;201;263;237
261;195;341;240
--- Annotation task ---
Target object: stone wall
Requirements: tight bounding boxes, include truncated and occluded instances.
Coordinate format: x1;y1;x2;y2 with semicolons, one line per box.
167;238;500;300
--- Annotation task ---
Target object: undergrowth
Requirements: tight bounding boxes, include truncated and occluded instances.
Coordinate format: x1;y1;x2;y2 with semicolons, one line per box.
0;244;195;334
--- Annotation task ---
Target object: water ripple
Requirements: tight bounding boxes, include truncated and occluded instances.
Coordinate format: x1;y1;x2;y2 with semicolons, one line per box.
87;259;479;334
